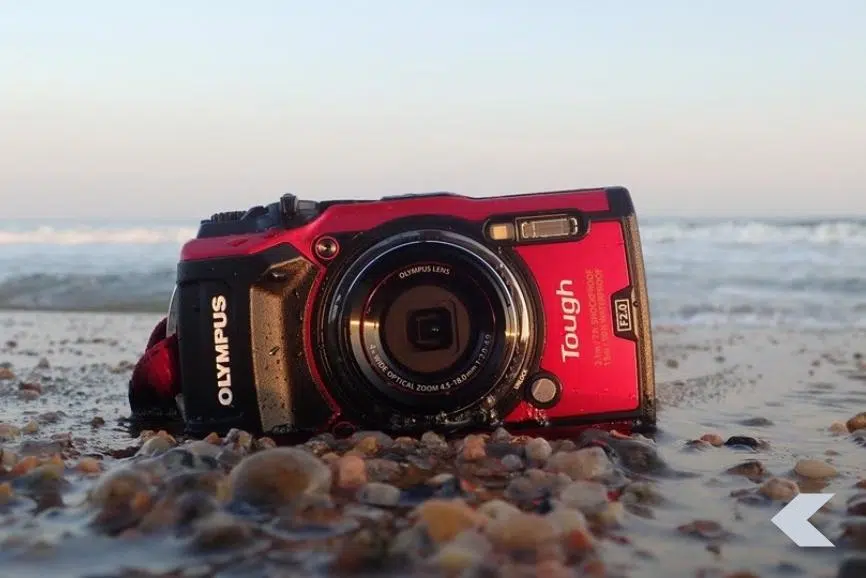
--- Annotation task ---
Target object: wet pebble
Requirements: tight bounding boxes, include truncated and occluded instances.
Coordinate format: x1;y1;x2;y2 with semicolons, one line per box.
335;454;368;490
478;498;521;521
677;519;727;541
358;482;401;507
431;541;486;575
413;499;484;544
737;417;773;427
525;438;553;464
560;481;610;515
222;428;254;455
486;511;560;560
77;457;102;475
420;431;448;452
353;459;395;485
0;423;21;441
726;460;767;480
490;427;512;443
700;433;724;447
137;434;177;457
847;412;866;433
724;436;764;450
830;421;849;434
794;459;838;479
460;434;487;461
228;447;332;509
501;454;524;472
350;431;394;454
0;482;12;505
546;447;612;481
759;477;799;501
846;495;866;516
188;512;254;552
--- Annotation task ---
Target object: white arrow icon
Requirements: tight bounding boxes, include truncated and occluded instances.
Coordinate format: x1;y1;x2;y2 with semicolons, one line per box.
771;493;835;547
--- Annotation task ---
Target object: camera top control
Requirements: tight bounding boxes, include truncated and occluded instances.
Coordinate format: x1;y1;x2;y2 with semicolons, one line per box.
196;194;323;239
278;194;320;223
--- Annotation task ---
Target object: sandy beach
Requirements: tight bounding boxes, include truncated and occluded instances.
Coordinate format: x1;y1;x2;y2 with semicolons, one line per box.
1;310;865;578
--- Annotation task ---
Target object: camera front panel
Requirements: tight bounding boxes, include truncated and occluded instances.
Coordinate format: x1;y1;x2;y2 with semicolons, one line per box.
174;244;334;436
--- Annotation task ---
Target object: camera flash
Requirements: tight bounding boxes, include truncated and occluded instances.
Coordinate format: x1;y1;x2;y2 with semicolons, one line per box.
486;222;515;241
516;215;579;241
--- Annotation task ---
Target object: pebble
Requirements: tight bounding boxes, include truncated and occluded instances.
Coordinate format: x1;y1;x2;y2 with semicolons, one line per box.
724;436;762;449
491;427;512;443
413;499;485;543
621;481;664;506
700;433;725;447
726;460;767;480
478;498;521;521
794;459;838;479
188;512;254;552
222;428;254;455
486;511;558;557
525;438;553;464
546;507;588;535
847;412;866;433
335;454;368;490
560;481;610;515
350;431;394;451
420;431;448;450
501;454;524;472
546;447;612;481
228;447;332;509
137;435;176;457
357;482;401;507
18;389;40;401
759;477;799;501
0;482;12;505
460;434;487;461
830;421;849;434
77;457;102;475
364;458;401;483
432;542;485;574
0;423;21;441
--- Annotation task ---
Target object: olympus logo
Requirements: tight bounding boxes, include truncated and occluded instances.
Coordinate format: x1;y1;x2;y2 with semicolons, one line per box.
556;280;581;362
211;295;233;406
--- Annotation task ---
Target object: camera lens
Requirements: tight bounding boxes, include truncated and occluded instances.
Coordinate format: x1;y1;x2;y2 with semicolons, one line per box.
324;228;535;417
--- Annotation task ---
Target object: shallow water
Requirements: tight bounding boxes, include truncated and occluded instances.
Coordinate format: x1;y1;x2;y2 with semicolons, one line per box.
1;311;865;577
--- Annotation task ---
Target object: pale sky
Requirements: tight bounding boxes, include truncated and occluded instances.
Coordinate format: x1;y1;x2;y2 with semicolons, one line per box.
1;0;864;220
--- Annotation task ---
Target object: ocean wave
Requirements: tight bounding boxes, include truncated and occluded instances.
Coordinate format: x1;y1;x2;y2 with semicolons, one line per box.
0;226;198;246
641;218;866;246
0;272;175;312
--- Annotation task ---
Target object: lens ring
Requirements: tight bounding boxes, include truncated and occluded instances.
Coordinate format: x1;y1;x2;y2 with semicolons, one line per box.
326;229;534;416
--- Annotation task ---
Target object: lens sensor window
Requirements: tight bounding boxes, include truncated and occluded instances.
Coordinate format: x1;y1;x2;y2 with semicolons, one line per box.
408;305;455;351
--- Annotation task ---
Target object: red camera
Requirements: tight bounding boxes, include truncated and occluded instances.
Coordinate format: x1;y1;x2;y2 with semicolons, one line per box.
129;187;656;438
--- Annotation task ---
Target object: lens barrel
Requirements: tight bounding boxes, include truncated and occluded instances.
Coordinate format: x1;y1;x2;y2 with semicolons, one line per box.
324;229;535;418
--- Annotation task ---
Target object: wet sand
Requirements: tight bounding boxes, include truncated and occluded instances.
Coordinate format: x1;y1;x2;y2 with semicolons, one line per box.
1;311;865;578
